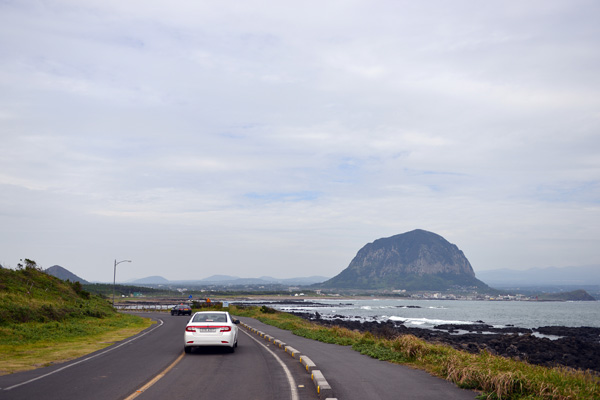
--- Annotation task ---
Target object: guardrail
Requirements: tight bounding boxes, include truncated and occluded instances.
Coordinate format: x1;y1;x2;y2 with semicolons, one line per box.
114;304;174;311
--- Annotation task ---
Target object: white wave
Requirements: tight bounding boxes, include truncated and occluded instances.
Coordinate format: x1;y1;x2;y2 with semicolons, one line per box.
388;316;474;326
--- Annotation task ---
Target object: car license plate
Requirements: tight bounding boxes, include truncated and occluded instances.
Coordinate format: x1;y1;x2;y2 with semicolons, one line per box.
196;328;215;332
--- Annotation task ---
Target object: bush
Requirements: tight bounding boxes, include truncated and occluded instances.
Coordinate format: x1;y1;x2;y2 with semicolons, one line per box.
260;305;276;314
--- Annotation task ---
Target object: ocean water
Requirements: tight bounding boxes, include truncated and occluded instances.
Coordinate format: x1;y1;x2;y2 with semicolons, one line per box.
274;299;600;329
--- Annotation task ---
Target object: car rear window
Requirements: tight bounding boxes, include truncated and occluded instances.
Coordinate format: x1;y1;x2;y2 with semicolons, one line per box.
192;313;227;322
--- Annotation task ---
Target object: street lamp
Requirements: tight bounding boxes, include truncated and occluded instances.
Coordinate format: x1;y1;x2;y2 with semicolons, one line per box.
112;259;132;306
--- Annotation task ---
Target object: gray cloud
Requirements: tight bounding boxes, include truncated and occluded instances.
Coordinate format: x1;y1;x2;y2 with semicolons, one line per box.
1;1;599;281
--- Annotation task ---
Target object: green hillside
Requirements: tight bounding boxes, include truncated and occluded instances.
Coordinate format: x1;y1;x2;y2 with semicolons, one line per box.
0;260;152;375
0;260;115;325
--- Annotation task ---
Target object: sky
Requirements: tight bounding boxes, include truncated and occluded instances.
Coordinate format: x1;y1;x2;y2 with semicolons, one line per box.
1;1;599;283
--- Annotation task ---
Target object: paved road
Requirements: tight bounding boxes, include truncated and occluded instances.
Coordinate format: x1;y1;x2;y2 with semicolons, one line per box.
1;312;479;399
0;313;317;400
238;316;479;400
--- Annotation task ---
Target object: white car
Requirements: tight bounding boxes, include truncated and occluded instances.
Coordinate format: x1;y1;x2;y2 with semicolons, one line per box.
184;311;240;353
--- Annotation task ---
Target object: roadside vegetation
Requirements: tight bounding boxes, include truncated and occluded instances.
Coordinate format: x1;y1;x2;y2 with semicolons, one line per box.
231;305;599;400
0;261;153;375
83;282;176;298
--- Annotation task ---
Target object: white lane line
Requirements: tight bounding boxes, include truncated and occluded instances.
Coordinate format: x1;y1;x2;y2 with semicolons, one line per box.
2;319;164;391
241;329;299;400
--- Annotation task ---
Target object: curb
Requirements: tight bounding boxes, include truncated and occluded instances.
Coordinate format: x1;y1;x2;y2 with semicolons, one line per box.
240;322;337;400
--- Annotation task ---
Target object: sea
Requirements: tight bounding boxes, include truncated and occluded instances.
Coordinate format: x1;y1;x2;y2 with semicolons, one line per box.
272;298;600;330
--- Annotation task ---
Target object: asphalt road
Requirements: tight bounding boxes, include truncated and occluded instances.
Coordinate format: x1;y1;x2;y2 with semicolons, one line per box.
0;312;479;400
237;316;479;400
0;312;318;400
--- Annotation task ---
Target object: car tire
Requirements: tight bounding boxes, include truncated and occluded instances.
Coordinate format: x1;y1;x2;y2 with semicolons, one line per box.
184;346;191;354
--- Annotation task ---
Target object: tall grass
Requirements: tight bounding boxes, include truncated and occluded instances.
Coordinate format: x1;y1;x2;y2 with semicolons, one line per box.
232;306;599;400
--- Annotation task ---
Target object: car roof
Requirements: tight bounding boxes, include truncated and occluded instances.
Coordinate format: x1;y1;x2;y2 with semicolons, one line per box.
194;311;226;313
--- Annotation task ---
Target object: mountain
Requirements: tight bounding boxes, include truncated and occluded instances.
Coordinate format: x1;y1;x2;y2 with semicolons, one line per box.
45;265;88;284
280;276;330;285
200;275;241;282
320;229;489;291
126;275;330;286
476;265;600;287
129;276;170;284
200;275;330;285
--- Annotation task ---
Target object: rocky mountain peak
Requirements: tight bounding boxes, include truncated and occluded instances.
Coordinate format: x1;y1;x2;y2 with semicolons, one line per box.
321;229;488;291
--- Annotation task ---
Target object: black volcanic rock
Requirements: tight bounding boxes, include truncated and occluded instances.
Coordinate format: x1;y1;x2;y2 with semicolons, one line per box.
293;314;600;372
45;265;88;284
321;229;489;291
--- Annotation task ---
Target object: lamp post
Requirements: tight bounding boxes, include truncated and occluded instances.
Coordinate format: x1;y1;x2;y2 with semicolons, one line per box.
112;259;131;306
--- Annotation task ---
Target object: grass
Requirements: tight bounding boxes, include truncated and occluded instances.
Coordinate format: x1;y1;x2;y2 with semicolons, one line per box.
0;313;154;375
0;265;114;324
0;264;153;375
231;305;600;400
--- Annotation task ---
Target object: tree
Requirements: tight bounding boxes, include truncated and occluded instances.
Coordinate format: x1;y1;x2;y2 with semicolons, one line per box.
17;259;41;271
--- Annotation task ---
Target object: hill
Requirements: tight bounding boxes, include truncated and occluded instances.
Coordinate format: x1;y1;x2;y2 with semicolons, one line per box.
320;229;490;291
45;265;89;284
0;261;114;324
537;289;596;301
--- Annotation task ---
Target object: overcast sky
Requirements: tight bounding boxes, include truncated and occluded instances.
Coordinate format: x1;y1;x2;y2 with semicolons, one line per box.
1;1;599;283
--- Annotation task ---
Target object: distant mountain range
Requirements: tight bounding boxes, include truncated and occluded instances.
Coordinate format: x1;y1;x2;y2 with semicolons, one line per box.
41;257;600;293
476;265;600;287
127;274;330;286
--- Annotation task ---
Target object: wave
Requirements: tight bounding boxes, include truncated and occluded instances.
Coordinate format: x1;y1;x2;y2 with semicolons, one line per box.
388;316;474;326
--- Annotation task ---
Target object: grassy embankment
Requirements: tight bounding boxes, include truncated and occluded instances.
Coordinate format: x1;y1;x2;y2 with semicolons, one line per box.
231;305;599;400
0;263;153;375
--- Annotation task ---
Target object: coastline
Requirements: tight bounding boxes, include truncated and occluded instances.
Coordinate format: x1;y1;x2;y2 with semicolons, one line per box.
229;298;600;373
288;311;600;373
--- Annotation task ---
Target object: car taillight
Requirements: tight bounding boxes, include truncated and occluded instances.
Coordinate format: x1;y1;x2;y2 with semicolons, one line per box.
185;325;231;332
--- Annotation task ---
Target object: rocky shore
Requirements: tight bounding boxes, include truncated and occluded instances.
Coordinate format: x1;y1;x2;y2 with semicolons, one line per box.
291;311;600;373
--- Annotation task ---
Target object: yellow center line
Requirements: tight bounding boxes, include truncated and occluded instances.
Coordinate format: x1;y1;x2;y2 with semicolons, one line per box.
124;352;185;400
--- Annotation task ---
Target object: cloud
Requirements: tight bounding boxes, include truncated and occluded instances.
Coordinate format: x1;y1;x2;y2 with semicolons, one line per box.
1;1;599;281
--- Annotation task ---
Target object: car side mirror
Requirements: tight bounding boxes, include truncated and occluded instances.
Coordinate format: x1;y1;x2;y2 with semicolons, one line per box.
233;319;240;324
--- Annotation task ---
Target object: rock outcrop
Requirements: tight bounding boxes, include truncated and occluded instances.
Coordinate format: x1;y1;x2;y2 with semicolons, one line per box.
321;229;489;291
